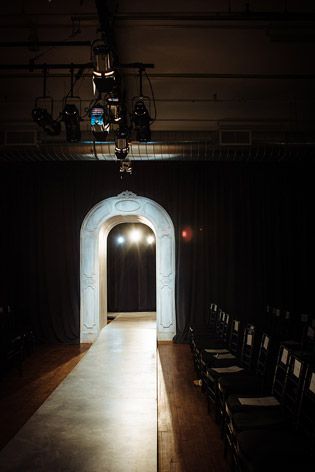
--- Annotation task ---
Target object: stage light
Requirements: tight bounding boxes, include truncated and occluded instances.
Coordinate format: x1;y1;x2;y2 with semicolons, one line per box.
117;235;125;244
32;107;61;136
147;235;155;245
115;126;129;160
129;229;142;243
107;97;121;122
90;104;110;141
132;99;151;142
62;104;81;142
119;161;132;175
92;46;116;95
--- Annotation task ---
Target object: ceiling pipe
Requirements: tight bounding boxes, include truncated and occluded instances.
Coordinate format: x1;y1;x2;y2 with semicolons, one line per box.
0;41;92;48
110;11;315;23
0;63;93;71
0;64;314;81
1;11;315;32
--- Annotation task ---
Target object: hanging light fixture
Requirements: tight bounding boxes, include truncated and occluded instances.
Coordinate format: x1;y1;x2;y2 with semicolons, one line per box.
32;66;61;136
32;107;61;136
92;44;116;95
119;161;132;175
132;99;151;142
62;104;81;142
107;96;121;122
90;103;111;141
61;66;82;142
131;66;153;142
115;126;129;160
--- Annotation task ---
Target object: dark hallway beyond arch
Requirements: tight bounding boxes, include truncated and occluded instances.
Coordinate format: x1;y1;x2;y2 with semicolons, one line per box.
107;223;156;312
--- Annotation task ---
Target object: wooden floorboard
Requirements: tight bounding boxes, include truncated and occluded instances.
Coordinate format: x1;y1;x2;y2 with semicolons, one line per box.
0;343;90;450
158;344;229;472
1;340;229;472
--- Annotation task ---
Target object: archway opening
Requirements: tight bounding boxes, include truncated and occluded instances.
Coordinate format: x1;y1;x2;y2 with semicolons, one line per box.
107;223;156;314
80;192;176;343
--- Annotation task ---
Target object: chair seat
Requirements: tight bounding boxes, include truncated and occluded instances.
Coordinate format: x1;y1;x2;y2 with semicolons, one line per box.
206;365;244;382
218;374;262;399
197;337;226;348
226;394;280;417
194;337;226;352
202;350;236;367
232;407;286;433
237;429;308;472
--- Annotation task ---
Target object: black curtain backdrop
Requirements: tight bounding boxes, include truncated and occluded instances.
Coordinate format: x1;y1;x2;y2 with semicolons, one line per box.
107;223;156;312
0;161;314;343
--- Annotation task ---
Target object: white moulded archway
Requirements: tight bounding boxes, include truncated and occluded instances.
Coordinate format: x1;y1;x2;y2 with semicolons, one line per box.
80;191;176;343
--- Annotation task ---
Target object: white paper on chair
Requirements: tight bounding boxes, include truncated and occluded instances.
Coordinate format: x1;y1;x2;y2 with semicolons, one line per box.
293;360;302;378
281;348;288;365
309;373;315;394
247;334;253;346
238;396;280;407
263;336;269;350
205;348;229;354
212;366;244;373
234;321;239;332
216;353;236;359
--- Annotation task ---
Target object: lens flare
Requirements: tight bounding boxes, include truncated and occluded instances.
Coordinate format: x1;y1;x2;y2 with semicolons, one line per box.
181;227;193;241
147;235;155;245
129;229;142;243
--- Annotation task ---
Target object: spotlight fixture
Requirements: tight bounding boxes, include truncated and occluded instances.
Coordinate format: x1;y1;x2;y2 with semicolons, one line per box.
62;104;81;142
132;99;151;142
107;97;121;122
32;68;61;136
117;235;125;244
32;107;61;136
92;45;116;95
119;161;132;175
115;126;129;160
130;65;155;142
90;103;110;141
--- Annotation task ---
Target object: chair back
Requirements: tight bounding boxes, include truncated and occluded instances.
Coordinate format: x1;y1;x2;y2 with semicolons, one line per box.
272;344;291;399
209;303;218;331
240;324;256;371
282;353;308;420
297;364;315;439
228;319;241;355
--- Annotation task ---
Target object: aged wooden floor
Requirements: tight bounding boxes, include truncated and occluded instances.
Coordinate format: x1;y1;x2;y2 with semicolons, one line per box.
0;314;157;472
0;343;90;451
158;343;229;472
0;335;229;471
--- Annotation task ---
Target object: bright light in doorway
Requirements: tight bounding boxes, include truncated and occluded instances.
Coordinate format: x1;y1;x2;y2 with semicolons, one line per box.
147;235;155;245
117;235;125;244
129;229;142;243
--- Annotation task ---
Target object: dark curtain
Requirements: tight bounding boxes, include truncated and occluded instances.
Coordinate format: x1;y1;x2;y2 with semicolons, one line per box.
0;161;314;343
107;223;156;312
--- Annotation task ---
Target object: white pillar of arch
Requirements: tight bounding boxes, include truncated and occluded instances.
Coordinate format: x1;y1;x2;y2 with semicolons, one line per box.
80;191;176;343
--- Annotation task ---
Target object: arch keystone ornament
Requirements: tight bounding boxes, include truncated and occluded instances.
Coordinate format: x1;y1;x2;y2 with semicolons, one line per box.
80;192;176;342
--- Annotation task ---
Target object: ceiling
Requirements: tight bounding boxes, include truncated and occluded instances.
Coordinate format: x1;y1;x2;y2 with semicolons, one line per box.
1;0;315;161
